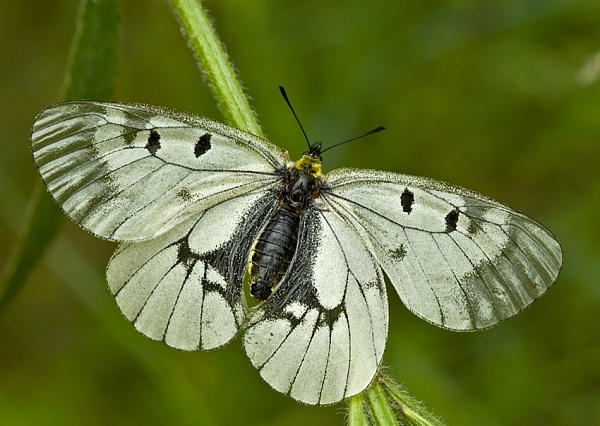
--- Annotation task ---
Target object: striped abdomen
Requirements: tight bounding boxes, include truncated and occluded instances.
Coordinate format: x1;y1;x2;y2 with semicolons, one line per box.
250;204;300;300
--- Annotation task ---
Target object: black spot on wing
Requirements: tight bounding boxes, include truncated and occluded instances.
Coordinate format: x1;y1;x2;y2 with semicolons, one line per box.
389;244;407;261
177;236;200;272
146;129;161;155
176;187;193;202
316;303;345;328
195;133;212;157
401;188;414;213
445;208;460;232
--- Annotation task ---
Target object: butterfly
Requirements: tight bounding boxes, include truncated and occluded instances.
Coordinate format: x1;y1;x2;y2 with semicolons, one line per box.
30;89;562;405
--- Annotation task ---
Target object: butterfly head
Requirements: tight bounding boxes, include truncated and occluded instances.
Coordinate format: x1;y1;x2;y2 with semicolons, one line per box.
304;142;323;160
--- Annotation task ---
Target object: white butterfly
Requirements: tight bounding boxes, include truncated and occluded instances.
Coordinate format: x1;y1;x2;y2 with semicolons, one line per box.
30;95;562;405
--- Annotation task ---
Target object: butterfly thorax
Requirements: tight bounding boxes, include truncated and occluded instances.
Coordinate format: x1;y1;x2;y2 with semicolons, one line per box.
249;152;323;300
287;151;323;206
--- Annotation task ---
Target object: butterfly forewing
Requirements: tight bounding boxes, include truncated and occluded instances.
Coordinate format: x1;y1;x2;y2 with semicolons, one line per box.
30;101;287;241
325;168;562;331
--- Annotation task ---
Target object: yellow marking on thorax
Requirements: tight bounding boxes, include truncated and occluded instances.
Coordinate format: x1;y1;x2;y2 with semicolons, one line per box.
294;155;322;178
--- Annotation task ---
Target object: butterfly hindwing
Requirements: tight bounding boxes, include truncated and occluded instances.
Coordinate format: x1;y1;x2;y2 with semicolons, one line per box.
30;101;287;242
325;168;562;331
243;204;388;405
107;189;280;350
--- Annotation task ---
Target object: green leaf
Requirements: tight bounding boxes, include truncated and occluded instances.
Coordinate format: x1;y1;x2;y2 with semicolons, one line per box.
0;0;121;310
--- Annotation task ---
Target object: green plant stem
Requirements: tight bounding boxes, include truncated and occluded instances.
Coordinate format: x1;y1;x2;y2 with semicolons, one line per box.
169;0;263;136
382;378;445;426
366;379;400;426
347;372;445;426
348;392;369;426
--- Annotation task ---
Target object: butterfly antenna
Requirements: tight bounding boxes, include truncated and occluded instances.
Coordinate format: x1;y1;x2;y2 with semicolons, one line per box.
279;86;312;150
320;126;386;154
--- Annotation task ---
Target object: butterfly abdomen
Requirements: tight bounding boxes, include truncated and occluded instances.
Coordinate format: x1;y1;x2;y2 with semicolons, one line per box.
250;204;301;300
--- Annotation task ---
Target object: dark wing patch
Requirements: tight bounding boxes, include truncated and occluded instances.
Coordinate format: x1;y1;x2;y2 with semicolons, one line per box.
400;188;414;213
146;129;161;155
445;208;459;232
195;133;212;157
389;244;407;261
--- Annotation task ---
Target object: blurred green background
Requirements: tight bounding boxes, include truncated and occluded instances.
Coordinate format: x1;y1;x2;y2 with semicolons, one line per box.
1;0;599;425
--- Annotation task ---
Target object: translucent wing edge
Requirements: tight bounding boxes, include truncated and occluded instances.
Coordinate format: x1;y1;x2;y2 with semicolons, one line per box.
31;100;289;168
